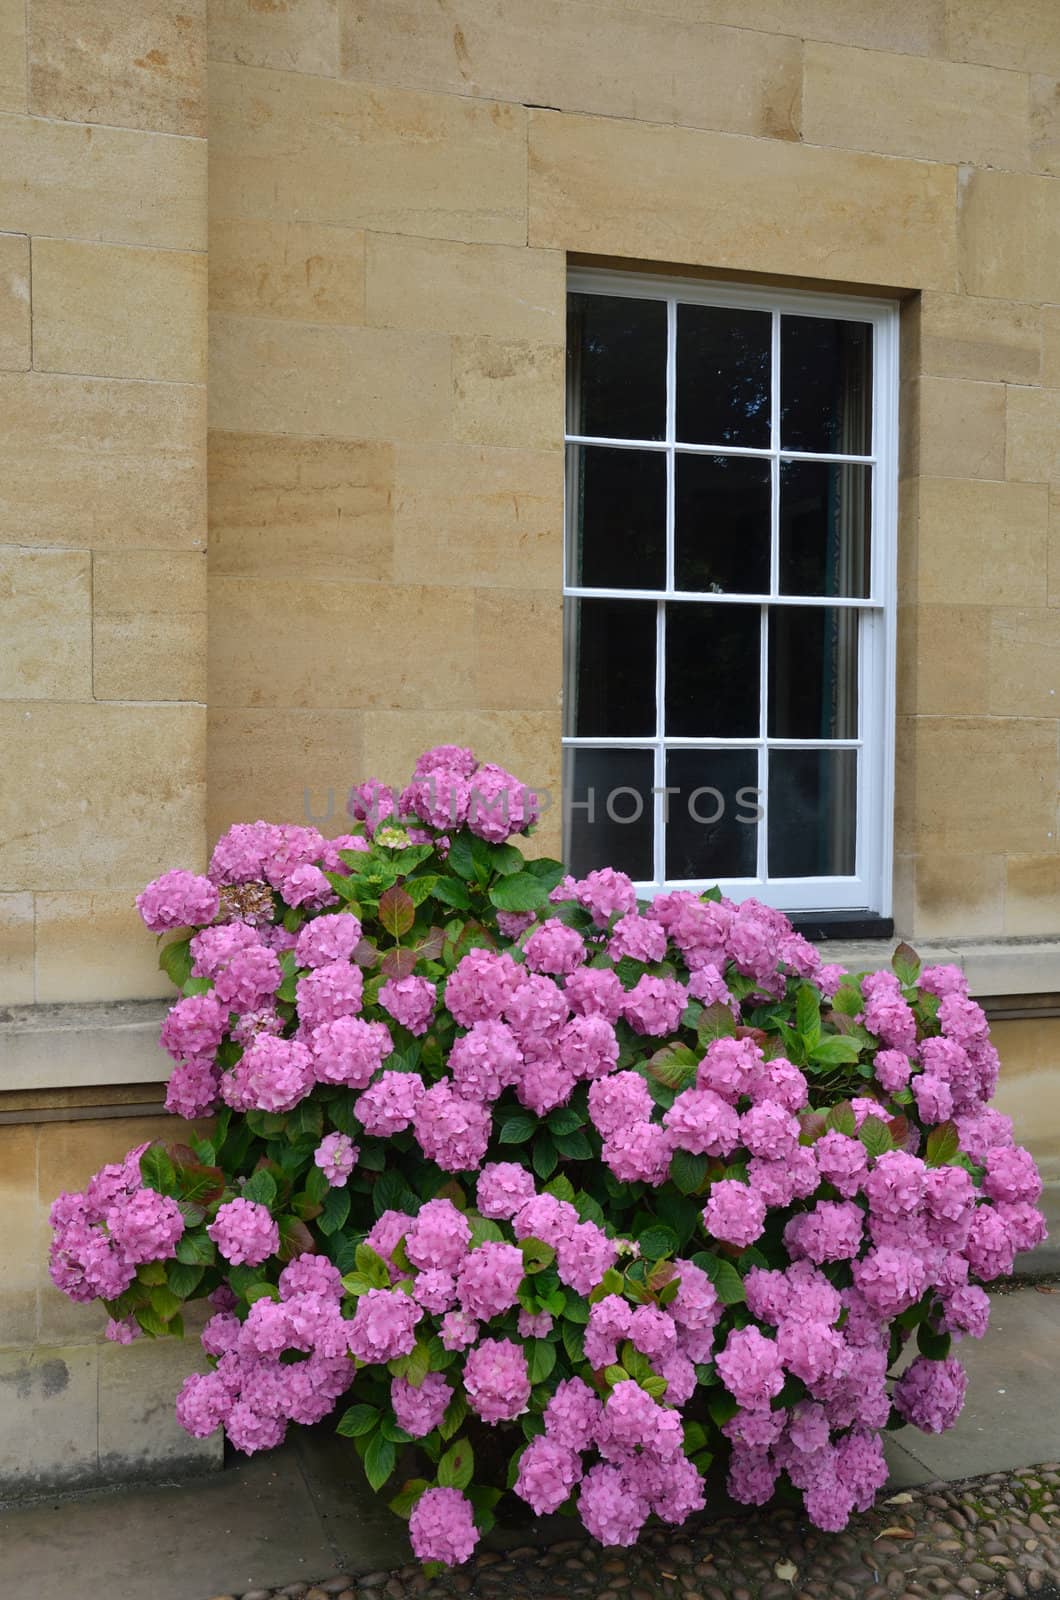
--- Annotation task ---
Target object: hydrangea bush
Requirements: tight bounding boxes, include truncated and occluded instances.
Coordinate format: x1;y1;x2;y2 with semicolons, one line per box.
49;746;1047;1566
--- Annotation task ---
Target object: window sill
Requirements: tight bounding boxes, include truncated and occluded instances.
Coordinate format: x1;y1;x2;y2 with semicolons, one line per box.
816;936;1060;1006
0;1000;171;1094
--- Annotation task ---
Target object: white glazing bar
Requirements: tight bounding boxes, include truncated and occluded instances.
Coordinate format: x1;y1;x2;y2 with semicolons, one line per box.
562;735;863;750
565;433;875;466
565;587;880;608
654;599;667;887
757;604;769;882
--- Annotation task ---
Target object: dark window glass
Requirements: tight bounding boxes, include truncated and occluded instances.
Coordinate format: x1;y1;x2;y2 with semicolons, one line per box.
675;453;771;594
779;460;870;597
665;749;759;880
563;747;654;880
567;293;666;441
566;445;666;589
564;598;656;737
665;603;760;738
768;750;857;877
768;608;858;740
780;315;872;455
676;304;770;448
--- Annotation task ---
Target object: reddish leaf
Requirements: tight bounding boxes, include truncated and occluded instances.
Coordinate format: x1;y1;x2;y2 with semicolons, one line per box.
353;937;381;968
277;1215;314;1262
798;1111;827;1145
416;926;447;962
380;946;418;980
647;1259;677;1292
734;1026;768;1046
887;1114;910;1148
378;885;415;939
176;1161;226;1205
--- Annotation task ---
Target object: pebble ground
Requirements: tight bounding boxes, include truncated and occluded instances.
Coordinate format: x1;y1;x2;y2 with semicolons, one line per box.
205;1462;1060;1600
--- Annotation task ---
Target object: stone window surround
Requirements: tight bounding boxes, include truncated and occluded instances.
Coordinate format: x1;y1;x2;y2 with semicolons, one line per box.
3;935;1059;1099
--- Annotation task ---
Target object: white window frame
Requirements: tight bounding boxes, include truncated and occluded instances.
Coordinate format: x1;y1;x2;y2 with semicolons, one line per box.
562;266;900;917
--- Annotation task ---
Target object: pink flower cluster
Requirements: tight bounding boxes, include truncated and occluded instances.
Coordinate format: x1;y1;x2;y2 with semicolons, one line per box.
49;1144;183;1305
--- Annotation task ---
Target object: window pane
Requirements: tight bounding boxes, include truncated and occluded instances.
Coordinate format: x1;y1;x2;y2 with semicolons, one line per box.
564;598;656;737
675;453;771;594
780;315;872;455
566;445;666;589
665;603;760;738
563;747;654;880
567;292;666;441
779;460;870;597
768;608;858;739
665;749;759;880
676;304;770;448
768;750;857;877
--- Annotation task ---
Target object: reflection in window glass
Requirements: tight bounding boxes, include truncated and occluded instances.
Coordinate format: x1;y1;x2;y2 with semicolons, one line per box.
768;608;858;740
779;460;871;597
675;454;771;594
563;747;655;879
564;598;657;738
665;749;759;880
566;444;666;590
676;304;771;448
665;603;761;739
780;315;872;455
567;293;667;441
768;750;857;877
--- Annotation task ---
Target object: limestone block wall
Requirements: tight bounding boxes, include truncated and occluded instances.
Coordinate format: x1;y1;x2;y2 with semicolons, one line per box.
0;0;209;1008
205;0;1060;940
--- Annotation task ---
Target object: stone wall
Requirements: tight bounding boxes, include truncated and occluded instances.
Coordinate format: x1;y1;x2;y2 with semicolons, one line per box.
0;0;209;1009
1;0;1059;1496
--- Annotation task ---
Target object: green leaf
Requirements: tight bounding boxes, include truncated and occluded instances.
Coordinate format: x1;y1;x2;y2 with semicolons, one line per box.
158;936;193;989
809;1035;862;1067
892;941;922;987
389;1340;430;1388
244;1282;280;1305
547;1107;585;1135
825;1101;857;1136
859;1115;895;1159
830;981;864;1017
241;1168;278;1208
165;1260;204;1299
446;834;477;882
796;984;822;1048
286;1099;324;1140
697;1003;736;1045
669;1149;709;1195
437;1439;474;1491
388;1478;429;1519
355;1243;393;1287
497;1113;536;1145
174;1230;215;1266
489;872;550;914
561;1320;585;1364
431;877;471;911
589;1268;624;1304
318;1184;351;1236
139;1144;178;1197
378;885;415;939
404;875;438;907
181;976;213;997
553;1130;592;1160
467;1212;505;1248
925;1120;960;1168
147;1284;183;1321
544;1174;576;1204
363;1431;397;1492
917;1322;952;1361
134;1305;172;1339
692;1252;745;1305
708;1390;739;1427
521;855;567;889
532;1133;558;1181
642;1374;668;1399
519;1236;556;1275
482;841;524;876
439;1395;468;1442
638;1223;678;1260
646;1042;699;1091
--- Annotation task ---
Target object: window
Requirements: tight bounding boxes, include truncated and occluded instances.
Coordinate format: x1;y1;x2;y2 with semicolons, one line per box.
562;270;899;915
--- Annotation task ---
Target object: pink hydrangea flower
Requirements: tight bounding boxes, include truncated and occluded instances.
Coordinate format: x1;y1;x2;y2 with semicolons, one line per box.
409;1486;479;1567
476;1162;536;1220
664;1087;741;1157
578;1461;649;1546
523;918;587;976
392;1372;452;1438
563;966;626;1023
160;992;228;1064
603;1121;672;1186
463;1338;531;1424
622;975;688;1036
355;1070;426;1136
571;868;638;928
311;1015;393;1088
347;1288;422;1363
405;1198;472;1273
445;949;522;1027
221;1034;313;1113
379;975;437;1037
314;1132;358;1187
545;1376;603;1450
448;1020;522;1101
207;1199;279;1266
608;913;667;965
295;912;363;969
559;1014;620;1080
514;1435;582;1514
814;1130;869;1198
413;1081;491;1172
894;1354;967;1432
296;960;363;1030
716;1325;785;1409
704;1180;766;1248
457;1241;525;1319
137;870;219;932
588;1071;653;1138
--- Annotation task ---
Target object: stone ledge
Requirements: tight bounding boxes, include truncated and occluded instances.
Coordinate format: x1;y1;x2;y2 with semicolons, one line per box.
818;937;1060;1003
0;1001;171;1093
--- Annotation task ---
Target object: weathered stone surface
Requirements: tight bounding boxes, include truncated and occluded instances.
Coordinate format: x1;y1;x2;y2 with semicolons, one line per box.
0;892;34;1004
920;293;1040;384
0;111;206;249
209;0;339;75
0;546;92;701
28;0;206;135
208;219;365;325
0;0;25;110
210;62;527;244
32;237;207;383
527;108;957;290
803;40;1030;167
340;0;802;140
92;549;207;702
33;893;174;1002
959;169;1060;303
365;235;564;344
916;479;1048;606
0;231;30;370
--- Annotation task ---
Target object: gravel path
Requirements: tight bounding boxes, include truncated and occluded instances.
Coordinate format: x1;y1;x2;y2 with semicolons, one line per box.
205;1462;1060;1600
